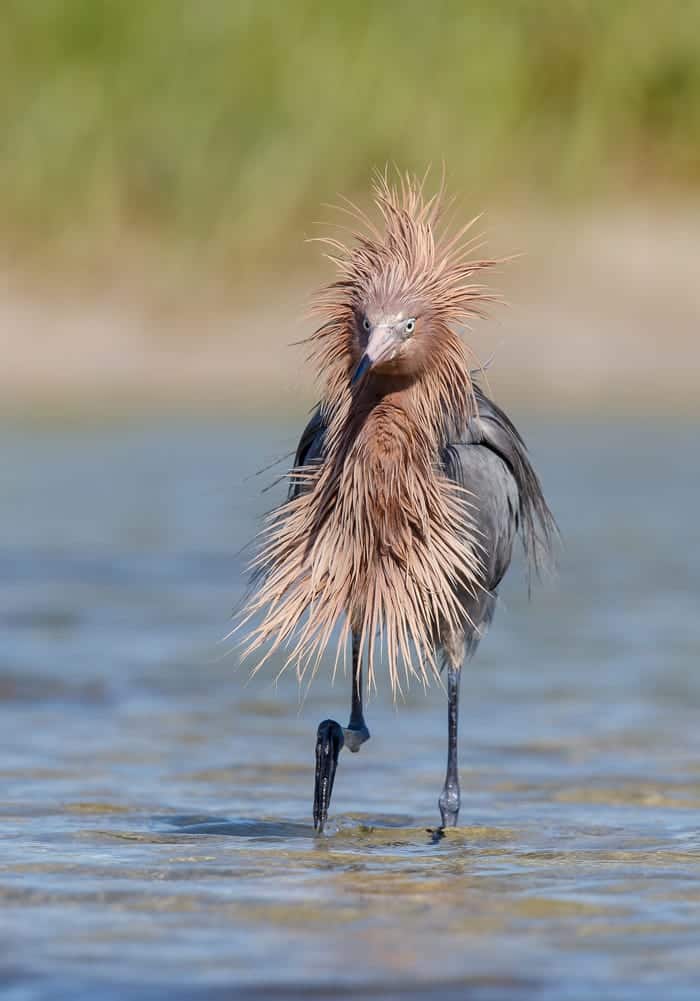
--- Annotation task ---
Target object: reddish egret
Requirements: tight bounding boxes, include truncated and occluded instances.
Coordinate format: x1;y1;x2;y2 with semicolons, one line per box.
241;173;555;832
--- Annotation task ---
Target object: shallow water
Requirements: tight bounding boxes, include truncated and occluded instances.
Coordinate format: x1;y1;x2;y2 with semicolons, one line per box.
1;417;699;1000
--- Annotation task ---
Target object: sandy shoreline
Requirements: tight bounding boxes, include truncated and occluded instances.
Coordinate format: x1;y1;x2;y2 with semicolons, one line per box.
2;205;699;420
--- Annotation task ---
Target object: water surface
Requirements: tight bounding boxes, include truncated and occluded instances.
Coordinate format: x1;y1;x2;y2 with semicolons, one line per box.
1;418;699;1000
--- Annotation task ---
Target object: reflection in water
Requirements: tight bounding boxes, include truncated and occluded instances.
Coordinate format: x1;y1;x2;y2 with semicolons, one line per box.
0;419;699;999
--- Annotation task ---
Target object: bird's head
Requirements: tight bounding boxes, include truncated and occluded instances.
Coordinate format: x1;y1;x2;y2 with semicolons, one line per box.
310;170;498;396
351;307;420;384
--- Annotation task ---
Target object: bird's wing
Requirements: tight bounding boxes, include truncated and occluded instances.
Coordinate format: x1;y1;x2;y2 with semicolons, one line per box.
289;404;327;500
442;383;557;587
290;388;557;580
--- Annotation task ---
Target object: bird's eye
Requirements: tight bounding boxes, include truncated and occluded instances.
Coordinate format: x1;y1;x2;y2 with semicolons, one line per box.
362;317;371;332
405;319;416;335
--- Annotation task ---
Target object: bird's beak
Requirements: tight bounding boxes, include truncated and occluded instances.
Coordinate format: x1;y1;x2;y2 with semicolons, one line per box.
351;324;398;385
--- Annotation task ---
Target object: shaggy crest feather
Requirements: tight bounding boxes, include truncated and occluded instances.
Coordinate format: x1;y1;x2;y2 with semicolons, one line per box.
240;172;500;694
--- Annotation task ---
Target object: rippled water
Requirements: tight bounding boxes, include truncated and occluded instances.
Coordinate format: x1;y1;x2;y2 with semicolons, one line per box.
1;417;699;1000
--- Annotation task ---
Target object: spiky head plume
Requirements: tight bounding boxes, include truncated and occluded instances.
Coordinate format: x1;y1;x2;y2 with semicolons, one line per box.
309;170;498;420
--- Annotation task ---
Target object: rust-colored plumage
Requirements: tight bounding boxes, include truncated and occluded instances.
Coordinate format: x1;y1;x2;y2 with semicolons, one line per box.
240;172;506;694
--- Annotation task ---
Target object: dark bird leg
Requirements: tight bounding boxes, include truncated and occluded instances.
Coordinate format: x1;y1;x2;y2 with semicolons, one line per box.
313;632;370;832
438;665;461;827
344;632;370;752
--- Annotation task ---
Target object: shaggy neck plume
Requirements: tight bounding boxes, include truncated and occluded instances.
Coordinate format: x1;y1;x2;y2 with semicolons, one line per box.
240;174;495;693
241;328;482;694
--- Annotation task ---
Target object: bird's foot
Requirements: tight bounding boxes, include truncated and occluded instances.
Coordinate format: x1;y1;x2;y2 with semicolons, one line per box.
427;826;446;844
313;716;370;832
313;719;344;833
342;722;370;753
438;783;460;828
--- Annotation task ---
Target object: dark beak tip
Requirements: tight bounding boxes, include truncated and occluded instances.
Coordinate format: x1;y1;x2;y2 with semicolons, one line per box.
351;354;371;386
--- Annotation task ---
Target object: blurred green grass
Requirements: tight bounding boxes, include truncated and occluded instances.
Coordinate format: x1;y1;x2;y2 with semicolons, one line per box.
2;1;700;269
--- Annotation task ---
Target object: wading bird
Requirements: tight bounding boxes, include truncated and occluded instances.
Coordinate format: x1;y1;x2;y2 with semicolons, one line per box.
241;173;555;832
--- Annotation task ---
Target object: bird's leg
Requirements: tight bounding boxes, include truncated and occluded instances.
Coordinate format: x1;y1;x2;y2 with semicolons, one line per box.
344;632;370;752
438;665;461;827
313;633;370;832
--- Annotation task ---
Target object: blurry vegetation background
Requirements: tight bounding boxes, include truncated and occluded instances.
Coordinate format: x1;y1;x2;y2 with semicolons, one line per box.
2;0;699;415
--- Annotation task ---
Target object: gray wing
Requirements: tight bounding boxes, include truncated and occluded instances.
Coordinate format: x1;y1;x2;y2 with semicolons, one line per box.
442;436;519;593
443;383;557;588
441;384;557;652
289;405;325;500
